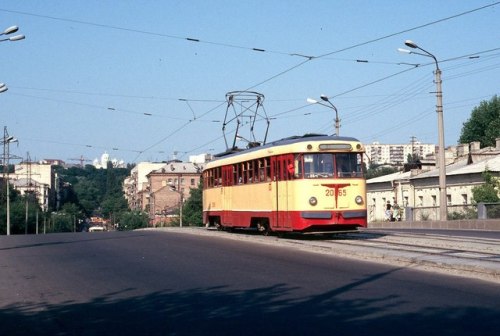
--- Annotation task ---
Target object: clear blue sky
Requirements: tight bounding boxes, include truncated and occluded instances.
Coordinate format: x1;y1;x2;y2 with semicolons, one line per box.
1;1;499;164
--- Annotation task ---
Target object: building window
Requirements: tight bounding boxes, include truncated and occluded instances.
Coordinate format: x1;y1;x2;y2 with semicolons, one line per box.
432;195;436;206
462;194;468;204
447;194;452;205
191;178;195;186
418;196;423;206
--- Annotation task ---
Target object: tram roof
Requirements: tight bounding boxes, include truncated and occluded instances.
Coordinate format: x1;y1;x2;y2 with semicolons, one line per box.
209;134;362;165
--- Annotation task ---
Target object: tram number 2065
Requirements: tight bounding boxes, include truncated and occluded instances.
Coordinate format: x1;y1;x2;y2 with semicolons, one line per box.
326;189;346;197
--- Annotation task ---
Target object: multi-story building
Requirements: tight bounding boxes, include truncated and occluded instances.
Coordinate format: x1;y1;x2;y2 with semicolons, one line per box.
364;141;436;167
123;156;209;226
124;162;166;211
146;161;204;226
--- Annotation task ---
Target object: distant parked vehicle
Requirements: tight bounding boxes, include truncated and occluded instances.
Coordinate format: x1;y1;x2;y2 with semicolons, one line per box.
89;225;105;232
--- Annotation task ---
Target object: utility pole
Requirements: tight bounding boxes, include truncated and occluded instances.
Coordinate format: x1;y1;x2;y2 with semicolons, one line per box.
25;152;32;234
2;127;19;235
401;40;447;220
410;135;417;162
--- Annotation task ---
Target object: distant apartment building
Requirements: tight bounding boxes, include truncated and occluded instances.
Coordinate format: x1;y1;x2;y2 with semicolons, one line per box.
364;141;436;166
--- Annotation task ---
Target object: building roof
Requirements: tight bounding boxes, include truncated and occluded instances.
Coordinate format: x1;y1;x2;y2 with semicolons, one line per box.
411;154;500;180
148;161;204;175
366;171;412;184
10;178;48;187
449;154;500;176
367;154;500;184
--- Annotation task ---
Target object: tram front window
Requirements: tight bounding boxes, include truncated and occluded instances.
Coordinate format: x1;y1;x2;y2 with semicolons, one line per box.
303;153;363;178
303;154;334;178
336;153;364;178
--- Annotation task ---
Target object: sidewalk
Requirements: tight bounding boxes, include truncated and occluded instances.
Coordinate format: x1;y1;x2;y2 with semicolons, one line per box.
368;219;500;231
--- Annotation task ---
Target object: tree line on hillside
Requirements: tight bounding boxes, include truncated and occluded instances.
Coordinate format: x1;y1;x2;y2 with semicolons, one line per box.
0;161;204;234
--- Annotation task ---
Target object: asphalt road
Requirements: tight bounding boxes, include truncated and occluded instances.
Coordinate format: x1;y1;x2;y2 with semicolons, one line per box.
1;230;499;336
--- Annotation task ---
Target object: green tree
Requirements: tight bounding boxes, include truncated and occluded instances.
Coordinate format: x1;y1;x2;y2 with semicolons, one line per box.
51;212;74;232
365;165;398;180
472;169;500;203
182;181;203;226
73;179;101;215
101;194;128;224
0;186;29;235
459;95;500;148
58;165;131;218
118;211;149;231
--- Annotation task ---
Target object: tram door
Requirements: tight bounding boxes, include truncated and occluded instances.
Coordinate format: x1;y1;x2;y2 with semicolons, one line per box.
271;155;294;230
221;165;233;226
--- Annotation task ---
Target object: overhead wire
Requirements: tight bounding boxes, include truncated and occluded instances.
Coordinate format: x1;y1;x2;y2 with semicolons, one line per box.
3;3;499;161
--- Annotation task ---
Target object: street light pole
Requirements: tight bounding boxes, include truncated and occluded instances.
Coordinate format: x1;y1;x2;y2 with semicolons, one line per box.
2;127;18;235
306;95;340;136
0;25;25;43
401;40;447;220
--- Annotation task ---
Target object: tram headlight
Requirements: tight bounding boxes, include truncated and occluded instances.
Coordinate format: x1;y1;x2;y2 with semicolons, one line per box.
355;195;364;205
309;197;318;206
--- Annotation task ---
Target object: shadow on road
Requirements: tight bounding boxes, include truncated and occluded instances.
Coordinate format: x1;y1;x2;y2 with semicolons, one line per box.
1;267;498;336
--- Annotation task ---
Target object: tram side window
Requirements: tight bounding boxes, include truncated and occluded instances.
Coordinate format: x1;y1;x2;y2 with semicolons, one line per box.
237;163;243;184
258;159;265;182
247;161;254;183
213;167;221;187
265;157;271;181
255;159;262;183
203;171;209;188
257;157;271;182
294;154;303;178
231;158;273;184
205;169;215;188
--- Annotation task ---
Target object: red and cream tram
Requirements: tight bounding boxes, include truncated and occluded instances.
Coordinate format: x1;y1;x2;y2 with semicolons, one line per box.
202;134;367;234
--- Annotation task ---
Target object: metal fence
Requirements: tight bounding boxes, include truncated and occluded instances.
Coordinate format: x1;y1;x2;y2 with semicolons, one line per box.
478;202;500;220
405;202;500;221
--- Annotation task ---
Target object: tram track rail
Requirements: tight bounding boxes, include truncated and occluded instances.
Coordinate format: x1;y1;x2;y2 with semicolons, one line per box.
146;227;500;283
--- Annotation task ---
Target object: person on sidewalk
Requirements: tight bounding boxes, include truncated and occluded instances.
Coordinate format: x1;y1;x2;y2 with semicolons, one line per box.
385;201;393;221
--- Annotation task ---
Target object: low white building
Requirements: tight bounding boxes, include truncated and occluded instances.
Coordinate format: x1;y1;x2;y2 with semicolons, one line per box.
367;142;500;222
10;162;56;211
